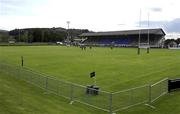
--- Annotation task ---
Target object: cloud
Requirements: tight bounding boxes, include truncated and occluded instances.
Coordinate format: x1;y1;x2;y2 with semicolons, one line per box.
150;7;162;12
165;18;180;33
1;0;26;6
0;0;46;16
0;0;28;15
139;18;180;33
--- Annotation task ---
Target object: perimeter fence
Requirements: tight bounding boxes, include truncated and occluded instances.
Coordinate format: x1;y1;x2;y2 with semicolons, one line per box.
0;63;168;114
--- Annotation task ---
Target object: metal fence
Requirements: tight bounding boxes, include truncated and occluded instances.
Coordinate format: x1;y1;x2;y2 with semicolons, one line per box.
150;78;168;103
112;85;149;112
0;63;168;114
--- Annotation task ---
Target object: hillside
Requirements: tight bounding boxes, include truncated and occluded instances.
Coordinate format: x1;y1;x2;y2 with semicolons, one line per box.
0;29;9;42
9;27;91;43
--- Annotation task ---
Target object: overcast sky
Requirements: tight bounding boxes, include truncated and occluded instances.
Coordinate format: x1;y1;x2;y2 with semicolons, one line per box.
0;0;180;35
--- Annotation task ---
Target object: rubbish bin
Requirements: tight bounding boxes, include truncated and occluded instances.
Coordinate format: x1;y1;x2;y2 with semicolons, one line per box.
93;87;99;95
86;85;94;94
86;85;99;95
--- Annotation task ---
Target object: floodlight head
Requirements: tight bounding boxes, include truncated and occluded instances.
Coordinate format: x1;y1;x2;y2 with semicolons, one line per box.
67;21;70;24
66;21;70;30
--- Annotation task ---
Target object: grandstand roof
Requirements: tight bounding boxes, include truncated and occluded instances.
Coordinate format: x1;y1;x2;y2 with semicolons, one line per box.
80;28;165;37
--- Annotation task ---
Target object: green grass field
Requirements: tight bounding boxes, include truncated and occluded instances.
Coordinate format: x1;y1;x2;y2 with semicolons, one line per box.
0;71;104;114
0;46;180;114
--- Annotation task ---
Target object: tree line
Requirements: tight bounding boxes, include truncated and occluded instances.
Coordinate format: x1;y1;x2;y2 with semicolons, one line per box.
164;38;180;47
9;27;89;43
0;30;9;42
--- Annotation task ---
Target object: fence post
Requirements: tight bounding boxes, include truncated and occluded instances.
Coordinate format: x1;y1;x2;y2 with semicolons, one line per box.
45;77;48;93
18;66;21;79
29;72;32;84
0;64;1;72
166;78;169;93
109;93;113;114
149;84;152;103
0;63;2;72
130;89;133;103
70;83;74;102
21;56;24;67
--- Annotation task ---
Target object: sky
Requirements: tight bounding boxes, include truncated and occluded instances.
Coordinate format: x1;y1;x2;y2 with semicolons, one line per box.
0;0;180;37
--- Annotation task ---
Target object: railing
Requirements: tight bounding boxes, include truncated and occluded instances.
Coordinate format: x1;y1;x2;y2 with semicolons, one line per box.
0;63;168;114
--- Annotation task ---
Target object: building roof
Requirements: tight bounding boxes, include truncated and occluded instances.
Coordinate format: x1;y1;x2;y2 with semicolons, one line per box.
80;28;166;37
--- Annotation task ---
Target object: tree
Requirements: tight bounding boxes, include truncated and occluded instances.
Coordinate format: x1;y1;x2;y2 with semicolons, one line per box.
176;38;180;44
0;32;9;42
164;39;174;48
9;27;90;43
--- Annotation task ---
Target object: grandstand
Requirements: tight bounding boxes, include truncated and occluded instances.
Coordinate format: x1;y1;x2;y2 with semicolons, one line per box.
80;28;165;47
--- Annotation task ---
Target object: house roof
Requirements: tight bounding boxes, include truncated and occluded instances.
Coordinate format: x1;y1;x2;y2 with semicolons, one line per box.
80;28;166;37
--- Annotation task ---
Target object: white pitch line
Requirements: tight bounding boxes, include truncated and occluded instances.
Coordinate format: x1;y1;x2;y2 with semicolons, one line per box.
145;104;156;109
69;101;74;105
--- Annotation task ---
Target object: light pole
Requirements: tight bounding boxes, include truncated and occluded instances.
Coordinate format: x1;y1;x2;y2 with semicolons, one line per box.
67;21;70;43
18;29;20;42
41;29;44;42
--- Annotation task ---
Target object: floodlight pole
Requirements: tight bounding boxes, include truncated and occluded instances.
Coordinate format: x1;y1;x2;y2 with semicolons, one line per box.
67;21;70;42
19;29;20;42
138;9;141;55
41;29;44;42
26;30;29;43
147;12;150;54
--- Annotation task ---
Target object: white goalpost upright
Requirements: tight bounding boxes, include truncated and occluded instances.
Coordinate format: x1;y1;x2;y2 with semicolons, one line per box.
138;10;150;54
147;12;150;53
137;9;141;55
